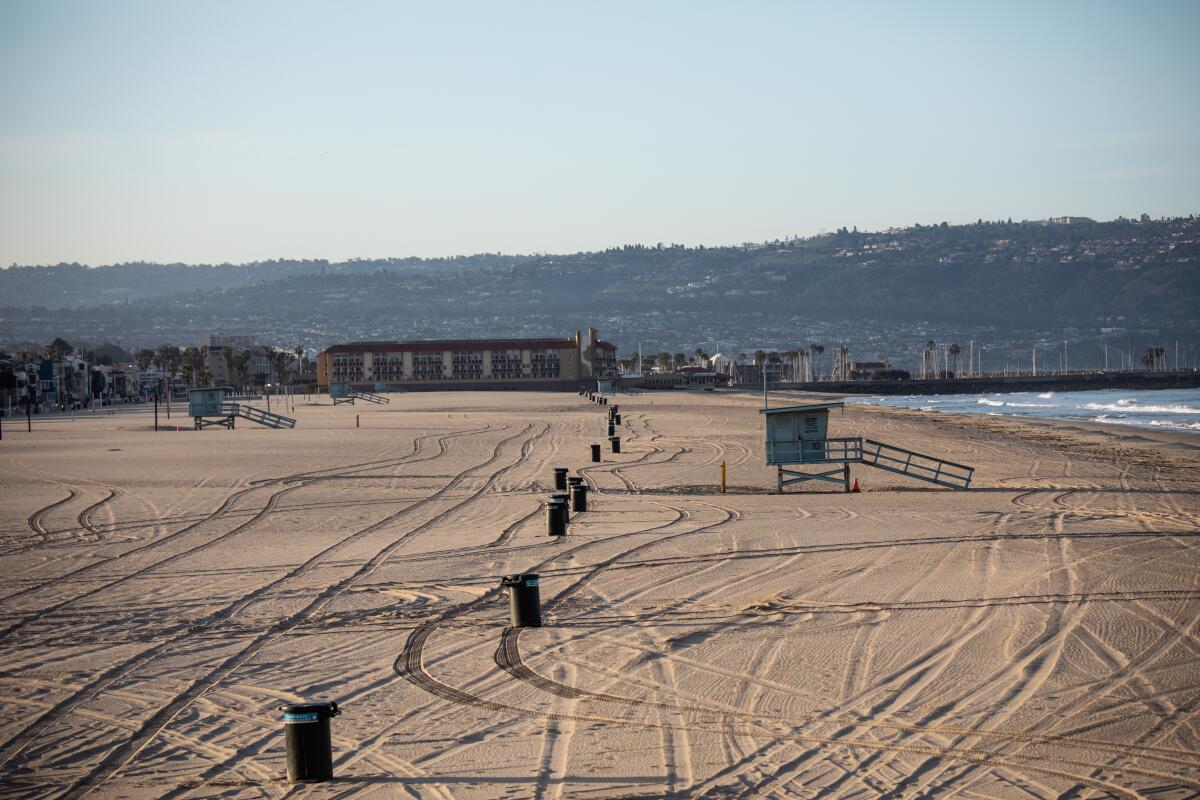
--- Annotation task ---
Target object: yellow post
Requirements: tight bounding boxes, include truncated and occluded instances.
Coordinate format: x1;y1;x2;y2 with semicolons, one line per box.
356;414;360;428
721;460;726;493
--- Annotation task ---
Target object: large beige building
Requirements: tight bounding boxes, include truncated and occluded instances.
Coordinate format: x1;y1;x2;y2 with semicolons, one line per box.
316;327;618;392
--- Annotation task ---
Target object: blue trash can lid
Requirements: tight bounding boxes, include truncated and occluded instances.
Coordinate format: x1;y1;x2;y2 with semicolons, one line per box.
280;701;339;719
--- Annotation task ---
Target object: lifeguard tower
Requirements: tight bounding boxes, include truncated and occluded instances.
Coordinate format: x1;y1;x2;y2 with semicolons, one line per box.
189;387;296;430
190;387;235;430
761;402;973;492
330;382;354;405
329;382;388;406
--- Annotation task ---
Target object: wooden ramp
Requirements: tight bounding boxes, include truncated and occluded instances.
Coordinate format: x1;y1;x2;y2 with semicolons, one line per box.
352;392;389;405
860;438;973;489
222;402;297;429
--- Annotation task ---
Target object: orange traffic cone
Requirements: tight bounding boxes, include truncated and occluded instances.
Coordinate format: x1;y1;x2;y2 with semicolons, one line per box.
851;478;861;492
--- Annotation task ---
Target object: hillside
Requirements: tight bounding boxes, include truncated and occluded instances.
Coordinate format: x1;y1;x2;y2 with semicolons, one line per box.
1;216;1197;369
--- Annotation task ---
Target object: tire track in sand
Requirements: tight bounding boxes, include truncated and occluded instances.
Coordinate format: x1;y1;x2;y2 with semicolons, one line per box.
40;424;540;798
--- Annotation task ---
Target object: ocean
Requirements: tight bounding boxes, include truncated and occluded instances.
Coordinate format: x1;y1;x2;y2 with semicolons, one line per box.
856;387;1200;434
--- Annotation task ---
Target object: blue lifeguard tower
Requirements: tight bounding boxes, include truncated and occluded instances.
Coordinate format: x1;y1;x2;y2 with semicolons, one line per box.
189;387;296;430
329;381;389;405
190;387;235;430
330;382;354;405
761;402;973;492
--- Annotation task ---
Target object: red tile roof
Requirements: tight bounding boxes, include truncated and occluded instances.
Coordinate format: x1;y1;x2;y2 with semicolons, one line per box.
324;338;573;355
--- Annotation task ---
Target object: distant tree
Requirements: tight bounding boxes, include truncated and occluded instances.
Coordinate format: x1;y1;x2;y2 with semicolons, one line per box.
673;352;687;369
230;349;252;390
44;337;74;360
270;350;291;384
154;343;180;377
181;346;203;387
753;350;767;365
949;343;962;377
221;346;233;385
134;348;154;372
656;351;671;371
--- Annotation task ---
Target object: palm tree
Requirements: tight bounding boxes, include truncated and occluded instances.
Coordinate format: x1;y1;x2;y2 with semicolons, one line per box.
220;346;233;386
673;352;687;369
753;350;767;365
181;346;203;388
809;343;824;379
924;340;937;379
230;349;252;391
949;343;962;377
134;348;154;372
656;351;671;371
266;350;287;385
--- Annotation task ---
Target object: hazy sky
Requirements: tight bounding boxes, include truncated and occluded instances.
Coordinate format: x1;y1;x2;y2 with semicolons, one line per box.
1;1;1197;266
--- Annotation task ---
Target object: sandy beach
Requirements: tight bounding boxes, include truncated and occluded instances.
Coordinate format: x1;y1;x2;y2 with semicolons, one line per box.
1;390;1198;799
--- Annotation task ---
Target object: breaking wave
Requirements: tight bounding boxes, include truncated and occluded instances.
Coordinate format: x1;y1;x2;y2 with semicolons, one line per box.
861;387;1200;434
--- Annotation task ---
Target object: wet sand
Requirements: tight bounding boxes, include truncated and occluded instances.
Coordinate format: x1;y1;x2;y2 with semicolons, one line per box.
1;391;1198;798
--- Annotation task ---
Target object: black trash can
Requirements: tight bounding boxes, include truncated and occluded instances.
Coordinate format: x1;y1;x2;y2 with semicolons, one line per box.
546;499;566;536
611;404;620;414
591;443;601;462
502;573;542;627
606;421;616;437
281;701;340;783
571;484;588;512
567;476;582;490
610;436;621;454
552;467;568;491
550;491;569;521
613;413;621;425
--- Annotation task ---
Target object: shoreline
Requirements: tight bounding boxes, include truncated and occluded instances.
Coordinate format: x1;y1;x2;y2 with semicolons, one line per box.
747;386;1200;441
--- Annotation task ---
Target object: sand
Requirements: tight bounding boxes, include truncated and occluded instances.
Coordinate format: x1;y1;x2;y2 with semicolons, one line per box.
1;390;1198;799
